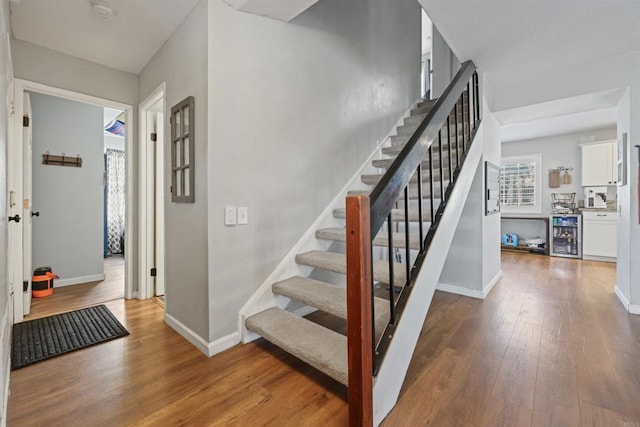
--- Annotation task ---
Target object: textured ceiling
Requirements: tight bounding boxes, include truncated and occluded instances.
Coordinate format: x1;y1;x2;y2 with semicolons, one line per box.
11;0;200;74
420;0;640;88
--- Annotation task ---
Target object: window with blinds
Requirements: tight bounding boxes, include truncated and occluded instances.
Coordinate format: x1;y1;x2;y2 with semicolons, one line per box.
500;154;542;213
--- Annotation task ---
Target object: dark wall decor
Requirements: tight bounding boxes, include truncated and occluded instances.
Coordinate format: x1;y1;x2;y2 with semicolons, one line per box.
170;96;195;203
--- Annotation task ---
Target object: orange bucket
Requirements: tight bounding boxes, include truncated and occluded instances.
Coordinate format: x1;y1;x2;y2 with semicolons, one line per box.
32;272;58;298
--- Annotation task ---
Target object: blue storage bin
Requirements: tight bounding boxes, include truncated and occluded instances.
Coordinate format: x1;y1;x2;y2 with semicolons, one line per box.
502;233;519;247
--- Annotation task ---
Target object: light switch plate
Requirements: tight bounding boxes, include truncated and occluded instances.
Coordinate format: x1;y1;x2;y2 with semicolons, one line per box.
225;206;237;225
238;207;248;225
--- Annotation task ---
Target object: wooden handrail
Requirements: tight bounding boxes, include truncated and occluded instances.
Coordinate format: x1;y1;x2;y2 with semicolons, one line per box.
369;61;477;237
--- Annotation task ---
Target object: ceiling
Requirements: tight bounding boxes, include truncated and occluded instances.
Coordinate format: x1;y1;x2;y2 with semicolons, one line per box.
419;1;639;142
10;0;201;75
420;0;640;89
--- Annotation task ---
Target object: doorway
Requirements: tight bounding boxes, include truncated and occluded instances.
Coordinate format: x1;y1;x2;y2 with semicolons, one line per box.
9;79;135;323
139;83;166;301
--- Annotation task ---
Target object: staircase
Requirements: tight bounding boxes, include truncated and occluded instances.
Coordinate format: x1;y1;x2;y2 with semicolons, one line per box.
244;62;481;425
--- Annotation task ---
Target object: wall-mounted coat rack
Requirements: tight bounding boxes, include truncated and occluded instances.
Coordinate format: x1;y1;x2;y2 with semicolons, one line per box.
42;152;82;168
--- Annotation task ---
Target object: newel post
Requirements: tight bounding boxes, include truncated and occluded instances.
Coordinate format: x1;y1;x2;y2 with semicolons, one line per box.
346;195;373;427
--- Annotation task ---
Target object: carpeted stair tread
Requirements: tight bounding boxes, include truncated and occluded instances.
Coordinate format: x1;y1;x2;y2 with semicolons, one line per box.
371;158;452;171
396;123;467;137
316;227;421;250
416;99;438;109
382;143;460;156
296;250;406;285
272;276;391;341
333;207;429;222
361;170;447;185
245;307;348;385
348;182;447;200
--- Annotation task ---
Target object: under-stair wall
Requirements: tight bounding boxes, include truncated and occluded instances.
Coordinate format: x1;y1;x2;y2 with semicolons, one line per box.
208;0;421;345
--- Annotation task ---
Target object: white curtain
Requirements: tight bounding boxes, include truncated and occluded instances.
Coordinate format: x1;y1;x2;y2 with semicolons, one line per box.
106;148;125;254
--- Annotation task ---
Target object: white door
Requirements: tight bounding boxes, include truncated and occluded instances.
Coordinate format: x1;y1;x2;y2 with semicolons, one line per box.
22;92;33;315
139;85;165;300
8;82;24;322
154;111;165;296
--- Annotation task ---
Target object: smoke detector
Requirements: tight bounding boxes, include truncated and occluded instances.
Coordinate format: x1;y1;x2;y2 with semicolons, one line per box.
91;0;115;19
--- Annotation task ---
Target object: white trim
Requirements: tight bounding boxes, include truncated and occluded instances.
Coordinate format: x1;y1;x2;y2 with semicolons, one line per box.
164;312;240;357
237;102;419;343
614;285;630;311
54;274;106;287
582;255;616;263
437;282;484;299
483;270;502;297
437;271;502;300
12;78;135;306
164;312;210;355
208;332;241;356
138;82;166;300
614;285;639;315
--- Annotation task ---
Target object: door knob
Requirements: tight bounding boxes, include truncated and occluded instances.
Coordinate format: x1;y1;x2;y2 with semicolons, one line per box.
31;211;40;217
8;214;20;223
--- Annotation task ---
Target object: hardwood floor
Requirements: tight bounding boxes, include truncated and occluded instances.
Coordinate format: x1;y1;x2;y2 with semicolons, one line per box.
8;253;640;426
26;255;124;320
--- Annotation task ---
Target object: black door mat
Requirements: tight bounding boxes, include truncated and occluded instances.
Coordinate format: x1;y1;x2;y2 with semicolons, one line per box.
11;304;129;370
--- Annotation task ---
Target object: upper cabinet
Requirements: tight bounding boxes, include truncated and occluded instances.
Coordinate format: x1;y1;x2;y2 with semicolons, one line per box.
581;141;617;186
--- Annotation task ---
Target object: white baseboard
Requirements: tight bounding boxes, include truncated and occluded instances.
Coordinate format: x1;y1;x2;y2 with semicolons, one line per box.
437;282;485;299
208;331;241;356
438;270;503;300
55;274;106;287
582;255;616;263
482;270;503;298
165;313;240;357
614;285;631;312
616;286;640;315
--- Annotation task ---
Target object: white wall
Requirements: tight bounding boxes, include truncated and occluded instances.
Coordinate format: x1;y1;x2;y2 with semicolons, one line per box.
439;93;502;297
0;0;11;421
481;103;502;290
11;40;137;106
138;0;209;341
207;0;421;342
431;24;460;98
30;93;104;283
489;50;640;312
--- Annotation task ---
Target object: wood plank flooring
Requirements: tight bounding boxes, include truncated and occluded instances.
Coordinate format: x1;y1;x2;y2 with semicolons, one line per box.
8;252;640;426
26;255;124;320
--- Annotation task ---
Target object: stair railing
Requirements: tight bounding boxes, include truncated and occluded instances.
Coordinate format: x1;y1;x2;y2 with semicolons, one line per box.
345;60;480;426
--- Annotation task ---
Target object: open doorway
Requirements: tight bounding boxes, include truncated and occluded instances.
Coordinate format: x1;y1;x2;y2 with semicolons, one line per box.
9;79;134;323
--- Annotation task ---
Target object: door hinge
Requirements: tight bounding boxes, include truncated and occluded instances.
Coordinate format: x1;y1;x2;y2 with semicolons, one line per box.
150;132;157;142
9;101;15;117
23;116;29;127
150;268;157;277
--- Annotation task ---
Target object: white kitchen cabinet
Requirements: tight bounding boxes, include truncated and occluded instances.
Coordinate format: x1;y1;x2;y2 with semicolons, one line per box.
582;211;617;261
581;141;617;186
